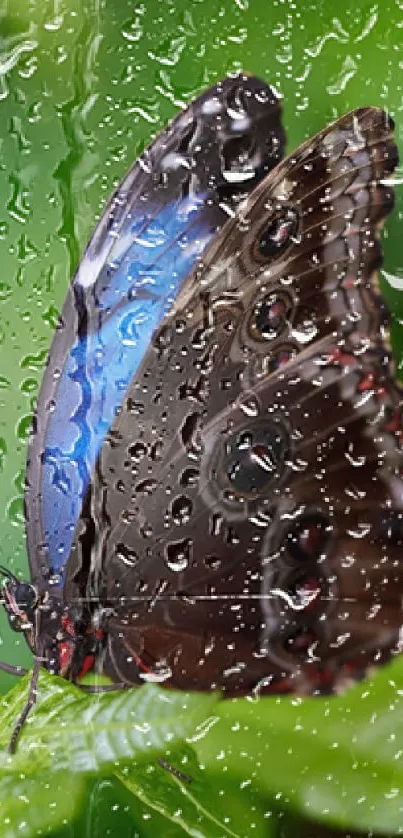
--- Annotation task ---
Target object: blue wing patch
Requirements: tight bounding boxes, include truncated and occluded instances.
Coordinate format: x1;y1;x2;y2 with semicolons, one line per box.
42;196;212;572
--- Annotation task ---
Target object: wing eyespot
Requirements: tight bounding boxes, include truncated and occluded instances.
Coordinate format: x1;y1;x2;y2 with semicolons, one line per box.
285;513;332;563
249;291;293;341
255;205;299;260
222;419;289;496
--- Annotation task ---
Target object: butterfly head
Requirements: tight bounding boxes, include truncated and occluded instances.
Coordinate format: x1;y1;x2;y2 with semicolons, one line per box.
1;568;101;681
1;568;38;646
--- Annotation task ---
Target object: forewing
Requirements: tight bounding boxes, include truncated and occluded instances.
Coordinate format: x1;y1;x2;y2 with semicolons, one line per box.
86;107;400;693
25;74;286;589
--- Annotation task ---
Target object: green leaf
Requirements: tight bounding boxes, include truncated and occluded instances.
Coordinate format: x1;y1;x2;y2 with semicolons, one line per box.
118;744;275;838
0;772;85;838
60;775;188;838
0;671;219;773
0;672;222;837
195;656;403;835
0;672;277;838
5;662;403;836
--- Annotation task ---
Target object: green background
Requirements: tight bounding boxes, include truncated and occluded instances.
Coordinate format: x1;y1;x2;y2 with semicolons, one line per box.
1;0;403;834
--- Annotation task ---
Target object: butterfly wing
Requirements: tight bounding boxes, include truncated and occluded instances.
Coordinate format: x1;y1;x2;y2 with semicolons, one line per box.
77;107;399;693
25;74;286;592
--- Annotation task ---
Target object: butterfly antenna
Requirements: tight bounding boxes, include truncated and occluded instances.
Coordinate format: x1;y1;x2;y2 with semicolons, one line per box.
8;655;41;754
0;564;17;582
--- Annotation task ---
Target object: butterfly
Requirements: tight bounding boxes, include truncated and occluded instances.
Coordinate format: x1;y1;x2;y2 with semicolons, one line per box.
1;73;399;749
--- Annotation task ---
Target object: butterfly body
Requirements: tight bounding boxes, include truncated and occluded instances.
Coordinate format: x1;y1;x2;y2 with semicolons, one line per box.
2;79;401;703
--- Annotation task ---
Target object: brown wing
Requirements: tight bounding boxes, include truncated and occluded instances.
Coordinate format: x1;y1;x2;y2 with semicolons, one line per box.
67;107;400;695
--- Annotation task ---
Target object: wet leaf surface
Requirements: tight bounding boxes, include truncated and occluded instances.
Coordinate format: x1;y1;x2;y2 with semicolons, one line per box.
1;663;403;835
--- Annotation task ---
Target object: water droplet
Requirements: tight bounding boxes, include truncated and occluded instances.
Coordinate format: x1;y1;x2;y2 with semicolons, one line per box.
179;468;199;488
122;14;144;43
17;414;32;441
135;479;157;496
291;320;318;344
115;543;139;568
345;445;366;467
171;495;192;525
140;522;153;539
127;399;145;416
139;662;172;683
347;522;371;539
204;555;222;571
128;441;147;461
165;538;192;572
0;438;6;471
153;324;172;355
7;496;24;527
21;350;47;371
180;411;202;457
239;394;260;417
327;55;357;96
210;513;223;536
0;283;12;301
148;35;187;68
